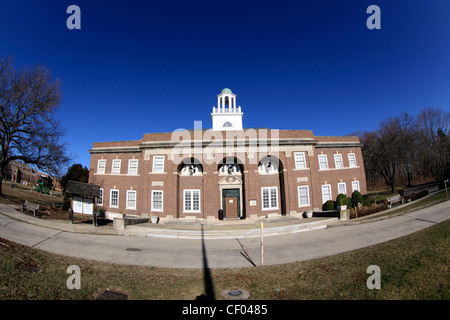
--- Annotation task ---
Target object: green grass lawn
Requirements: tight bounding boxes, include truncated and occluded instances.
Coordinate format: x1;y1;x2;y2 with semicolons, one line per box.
1;210;448;300
1;182;63;206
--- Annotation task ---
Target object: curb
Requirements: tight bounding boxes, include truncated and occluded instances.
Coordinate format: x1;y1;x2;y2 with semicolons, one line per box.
121;219;335;239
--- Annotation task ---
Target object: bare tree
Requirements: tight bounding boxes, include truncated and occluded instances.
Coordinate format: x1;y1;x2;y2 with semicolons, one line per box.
416;107;450;183
361;107;449;192
0;57;71;196
397;112;419;187
361;117;406;193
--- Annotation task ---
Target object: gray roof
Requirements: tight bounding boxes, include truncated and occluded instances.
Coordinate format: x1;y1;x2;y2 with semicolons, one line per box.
65;180;100;198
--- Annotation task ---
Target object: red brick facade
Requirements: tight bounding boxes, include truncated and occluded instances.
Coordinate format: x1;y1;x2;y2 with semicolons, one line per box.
5;160;62;191
88;129;367;220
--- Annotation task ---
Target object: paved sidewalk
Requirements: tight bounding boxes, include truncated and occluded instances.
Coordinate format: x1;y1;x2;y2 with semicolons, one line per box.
0;190;443;239
0;199;448;268
0;202;336;238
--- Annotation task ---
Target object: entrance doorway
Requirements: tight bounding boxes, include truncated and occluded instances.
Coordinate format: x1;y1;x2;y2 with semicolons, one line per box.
222;188;240;219
225;196;238;218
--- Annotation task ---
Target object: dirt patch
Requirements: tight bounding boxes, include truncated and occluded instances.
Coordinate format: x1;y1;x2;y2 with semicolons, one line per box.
93;289;128;300
17;261;40;273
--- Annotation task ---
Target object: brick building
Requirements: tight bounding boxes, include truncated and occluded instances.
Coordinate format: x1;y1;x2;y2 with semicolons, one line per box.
6;161;38;186
88;89;367;221
5;160;62;191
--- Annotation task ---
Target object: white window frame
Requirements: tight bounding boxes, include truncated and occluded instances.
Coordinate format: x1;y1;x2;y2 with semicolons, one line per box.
261;187;279;210
152;156;165;173
151;190;164;212
348;153;357;167
183;189;201;213
128;159;139;175
321;184;332;204
352;181;360;193
97;159;106;174
297;185;310;207
126;190;137;210
110;189;119;208
294;152;307;169
337;182;347;195
97;188;103;205
111;159;121;174
334;154;344;169
318;155;329;170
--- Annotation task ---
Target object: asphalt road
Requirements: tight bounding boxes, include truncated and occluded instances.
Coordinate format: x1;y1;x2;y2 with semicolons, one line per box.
0;201;448;268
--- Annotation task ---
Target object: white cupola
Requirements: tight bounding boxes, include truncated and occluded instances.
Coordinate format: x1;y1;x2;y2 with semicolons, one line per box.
211;88;243;131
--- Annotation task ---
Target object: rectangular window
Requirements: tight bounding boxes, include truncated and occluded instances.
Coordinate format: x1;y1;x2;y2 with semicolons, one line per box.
262;187;278;210
97;188;103;205
352;181;360;192
337;182;347;195
193;190;200;211
318;155;329;169
321;184;332;204
184;189;200;212
294;152;307;169
151;190;163;211
97;159;106;174
334;154;344;168
298;186;310;207
112;159;121;174
126;190;137;210
152;156;165;173
262;188;269;209
128;159;139;175
110;189;119;208
348;153;357;167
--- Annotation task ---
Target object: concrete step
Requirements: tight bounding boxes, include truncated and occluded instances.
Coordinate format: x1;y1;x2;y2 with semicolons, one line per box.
123;218;337;239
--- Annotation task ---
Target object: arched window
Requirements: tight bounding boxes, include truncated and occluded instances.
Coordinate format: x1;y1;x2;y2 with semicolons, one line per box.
258;156;279;174
178;158;203;176
218;157;243;176
180;164;203;176
219;163;241;175
223;122;233;127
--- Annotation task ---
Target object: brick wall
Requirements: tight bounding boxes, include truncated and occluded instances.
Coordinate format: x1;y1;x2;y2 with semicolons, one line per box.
88;130;367;218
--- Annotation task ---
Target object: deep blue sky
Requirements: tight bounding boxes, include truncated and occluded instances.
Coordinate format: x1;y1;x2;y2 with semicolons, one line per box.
1;0;449;171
